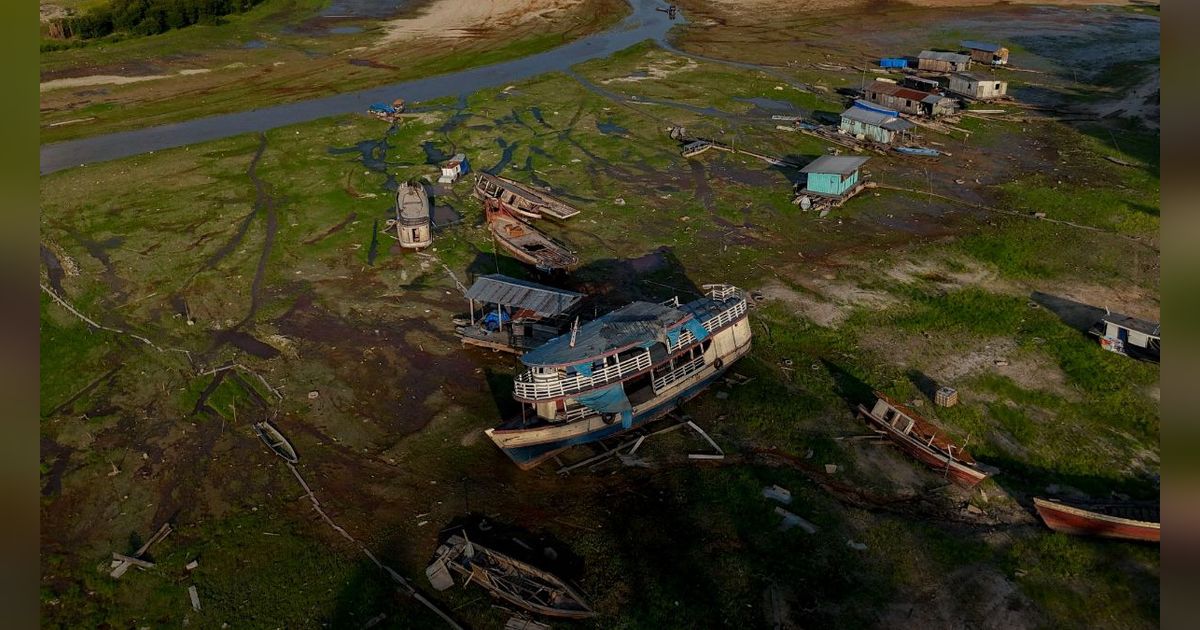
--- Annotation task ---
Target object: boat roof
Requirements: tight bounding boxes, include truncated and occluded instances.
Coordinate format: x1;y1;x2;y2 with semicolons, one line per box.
801;155;870;176
961;40;1004;53
521;300;692;367
464;274;583;317
397;183;428;221
1101;313;1160;337
841;103;914;131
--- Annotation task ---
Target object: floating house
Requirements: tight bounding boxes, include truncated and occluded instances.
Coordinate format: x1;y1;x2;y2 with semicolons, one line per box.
1089;312;1160;362
917;50;972;73
395;182;432;249
456;274;584;355
839;101;914;144
799;155;869;198
863;80;956;117
960;40;1009;66
949;72;1008;100
901;75;943;93
485;284;752;469
438;153;469;184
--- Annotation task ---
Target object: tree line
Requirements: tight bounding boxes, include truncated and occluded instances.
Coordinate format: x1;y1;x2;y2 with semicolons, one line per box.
50;0;267;41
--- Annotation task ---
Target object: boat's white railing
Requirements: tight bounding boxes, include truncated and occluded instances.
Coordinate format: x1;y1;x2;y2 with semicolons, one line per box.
514;349;653;400
703;284;741;301
652;354;707;392
702;298;747;333
555;405;594;422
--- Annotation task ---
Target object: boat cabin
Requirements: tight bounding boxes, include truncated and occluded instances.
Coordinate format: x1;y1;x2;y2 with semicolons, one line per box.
457;274;584;354
438;153;469;184
1090;312;1160;362
396;182;432;249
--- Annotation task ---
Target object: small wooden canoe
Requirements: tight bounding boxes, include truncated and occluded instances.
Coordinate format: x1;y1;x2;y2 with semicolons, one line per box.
252;420;298;463
858;391;988;487
1033;497;1160;542
430;533;596;619
473;173;580;221
485;200;578;273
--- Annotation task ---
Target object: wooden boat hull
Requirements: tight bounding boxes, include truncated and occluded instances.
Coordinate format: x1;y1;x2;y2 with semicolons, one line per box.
438;535;595;618
858;405;988;486
487;205;578;272
1033;498;1160;542
488;339;751;469
474;173;580;220
252;421;298;463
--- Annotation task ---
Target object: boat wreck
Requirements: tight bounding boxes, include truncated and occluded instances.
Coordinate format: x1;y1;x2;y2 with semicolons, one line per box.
485;284;751;469
1089;311;1160;362
1033;497;1160;542
456;274;584;355
252;420;298;463
395;181;432;249
473;173;581;221
485;199;579;273
426;533;596;619
857;392;988;486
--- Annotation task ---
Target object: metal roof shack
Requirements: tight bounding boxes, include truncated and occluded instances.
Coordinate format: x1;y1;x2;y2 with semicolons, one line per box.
841;103;913;131
919;50;971;63
917;50;972;73
960;40;1009;65
521;301;691;367
464;274;583;318
801;155;870;176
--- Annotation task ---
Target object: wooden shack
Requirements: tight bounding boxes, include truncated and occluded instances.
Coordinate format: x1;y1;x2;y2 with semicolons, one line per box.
839;101;913;144
960;40;1009;66
949;72;1008;100
438;153;469;184
457;274;584;354
799;156;869;198
863;80;956;117
917;50;972;73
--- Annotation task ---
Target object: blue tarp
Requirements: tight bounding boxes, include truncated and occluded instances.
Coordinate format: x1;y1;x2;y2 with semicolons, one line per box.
576;384;634;428
482;309;510;331
573;361;594;377
880;57;908;68
684;319;710;341
666;327;681;346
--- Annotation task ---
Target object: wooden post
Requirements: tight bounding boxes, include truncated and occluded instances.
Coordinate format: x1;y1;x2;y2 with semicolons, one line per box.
469;299;474;325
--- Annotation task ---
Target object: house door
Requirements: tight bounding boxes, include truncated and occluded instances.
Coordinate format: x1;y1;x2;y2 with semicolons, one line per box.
1118;327;1129;343
411;228;421;241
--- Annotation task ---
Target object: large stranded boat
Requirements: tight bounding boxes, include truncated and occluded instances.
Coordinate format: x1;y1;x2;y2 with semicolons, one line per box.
485;284;751;469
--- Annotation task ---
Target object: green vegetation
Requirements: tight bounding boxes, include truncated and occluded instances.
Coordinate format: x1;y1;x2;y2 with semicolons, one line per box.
47;0;267;47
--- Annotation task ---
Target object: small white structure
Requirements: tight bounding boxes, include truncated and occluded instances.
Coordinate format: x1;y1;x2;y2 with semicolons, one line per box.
438;153;470;184
396;182;432;249
949;72;1008;100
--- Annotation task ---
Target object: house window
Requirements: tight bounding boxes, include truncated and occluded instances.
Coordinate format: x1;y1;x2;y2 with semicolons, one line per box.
994;83;1001;90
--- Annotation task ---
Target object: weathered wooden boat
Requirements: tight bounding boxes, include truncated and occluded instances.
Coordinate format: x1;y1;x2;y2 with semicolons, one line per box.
485;284;751;469
252;420;298;463
1089;312;1160;363
1033;497;1160;542
894;146;941;157
395;181;432;249
857;392;988;486
427;533;596;619
473;172;580;221
485;200;579;273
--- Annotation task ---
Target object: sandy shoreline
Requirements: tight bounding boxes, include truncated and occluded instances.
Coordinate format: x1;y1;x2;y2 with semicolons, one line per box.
376;0;585;46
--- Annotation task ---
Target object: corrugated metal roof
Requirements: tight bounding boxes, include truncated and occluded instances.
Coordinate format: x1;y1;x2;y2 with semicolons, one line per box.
919;50;971;63
841;104;914;131
521;301;690;366
801;155;870;175
952;72;996;83
464;274;583;317
961;40;1003;53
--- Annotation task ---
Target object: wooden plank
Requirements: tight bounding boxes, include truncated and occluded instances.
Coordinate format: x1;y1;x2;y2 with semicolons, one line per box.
188;585;201;612
112;553;155;569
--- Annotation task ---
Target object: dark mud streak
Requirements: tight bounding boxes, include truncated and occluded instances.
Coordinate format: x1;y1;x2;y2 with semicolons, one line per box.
192;369;228;416
68;231;128;301
487;138;518;175
40;438;74;497
367;218;381;265
201;208;258;272
689;161;716;213
40;245;66;295
43;363;124;418
237;133;279;329
304;211;359;244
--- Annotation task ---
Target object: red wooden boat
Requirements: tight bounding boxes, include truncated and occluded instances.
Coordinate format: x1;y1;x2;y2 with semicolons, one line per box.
857;391;989;487
1033;497;1160;542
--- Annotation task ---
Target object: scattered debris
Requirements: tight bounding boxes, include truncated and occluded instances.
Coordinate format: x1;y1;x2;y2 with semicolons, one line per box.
775;507;818;533
935;386;959;408
185;560;199;571
824;464;839;474
846;539;869;551
762;485;793;505
685;420;725;460
188;585;201;612
308;390;320;399
506;616;552;630
110;523;172;579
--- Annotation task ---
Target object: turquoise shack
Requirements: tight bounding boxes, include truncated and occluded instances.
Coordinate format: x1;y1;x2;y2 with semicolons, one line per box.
799;156;870;198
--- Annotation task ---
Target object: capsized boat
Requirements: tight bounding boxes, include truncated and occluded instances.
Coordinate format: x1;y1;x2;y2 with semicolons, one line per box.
427;533;596;619
252;420;298;463
485;284;751;469
473;172;580;220
1033;497;1160;542
485;199;578;273
857;392;988;486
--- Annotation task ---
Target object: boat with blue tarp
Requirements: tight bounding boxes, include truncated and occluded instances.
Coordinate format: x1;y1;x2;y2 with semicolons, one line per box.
485;284;752;469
